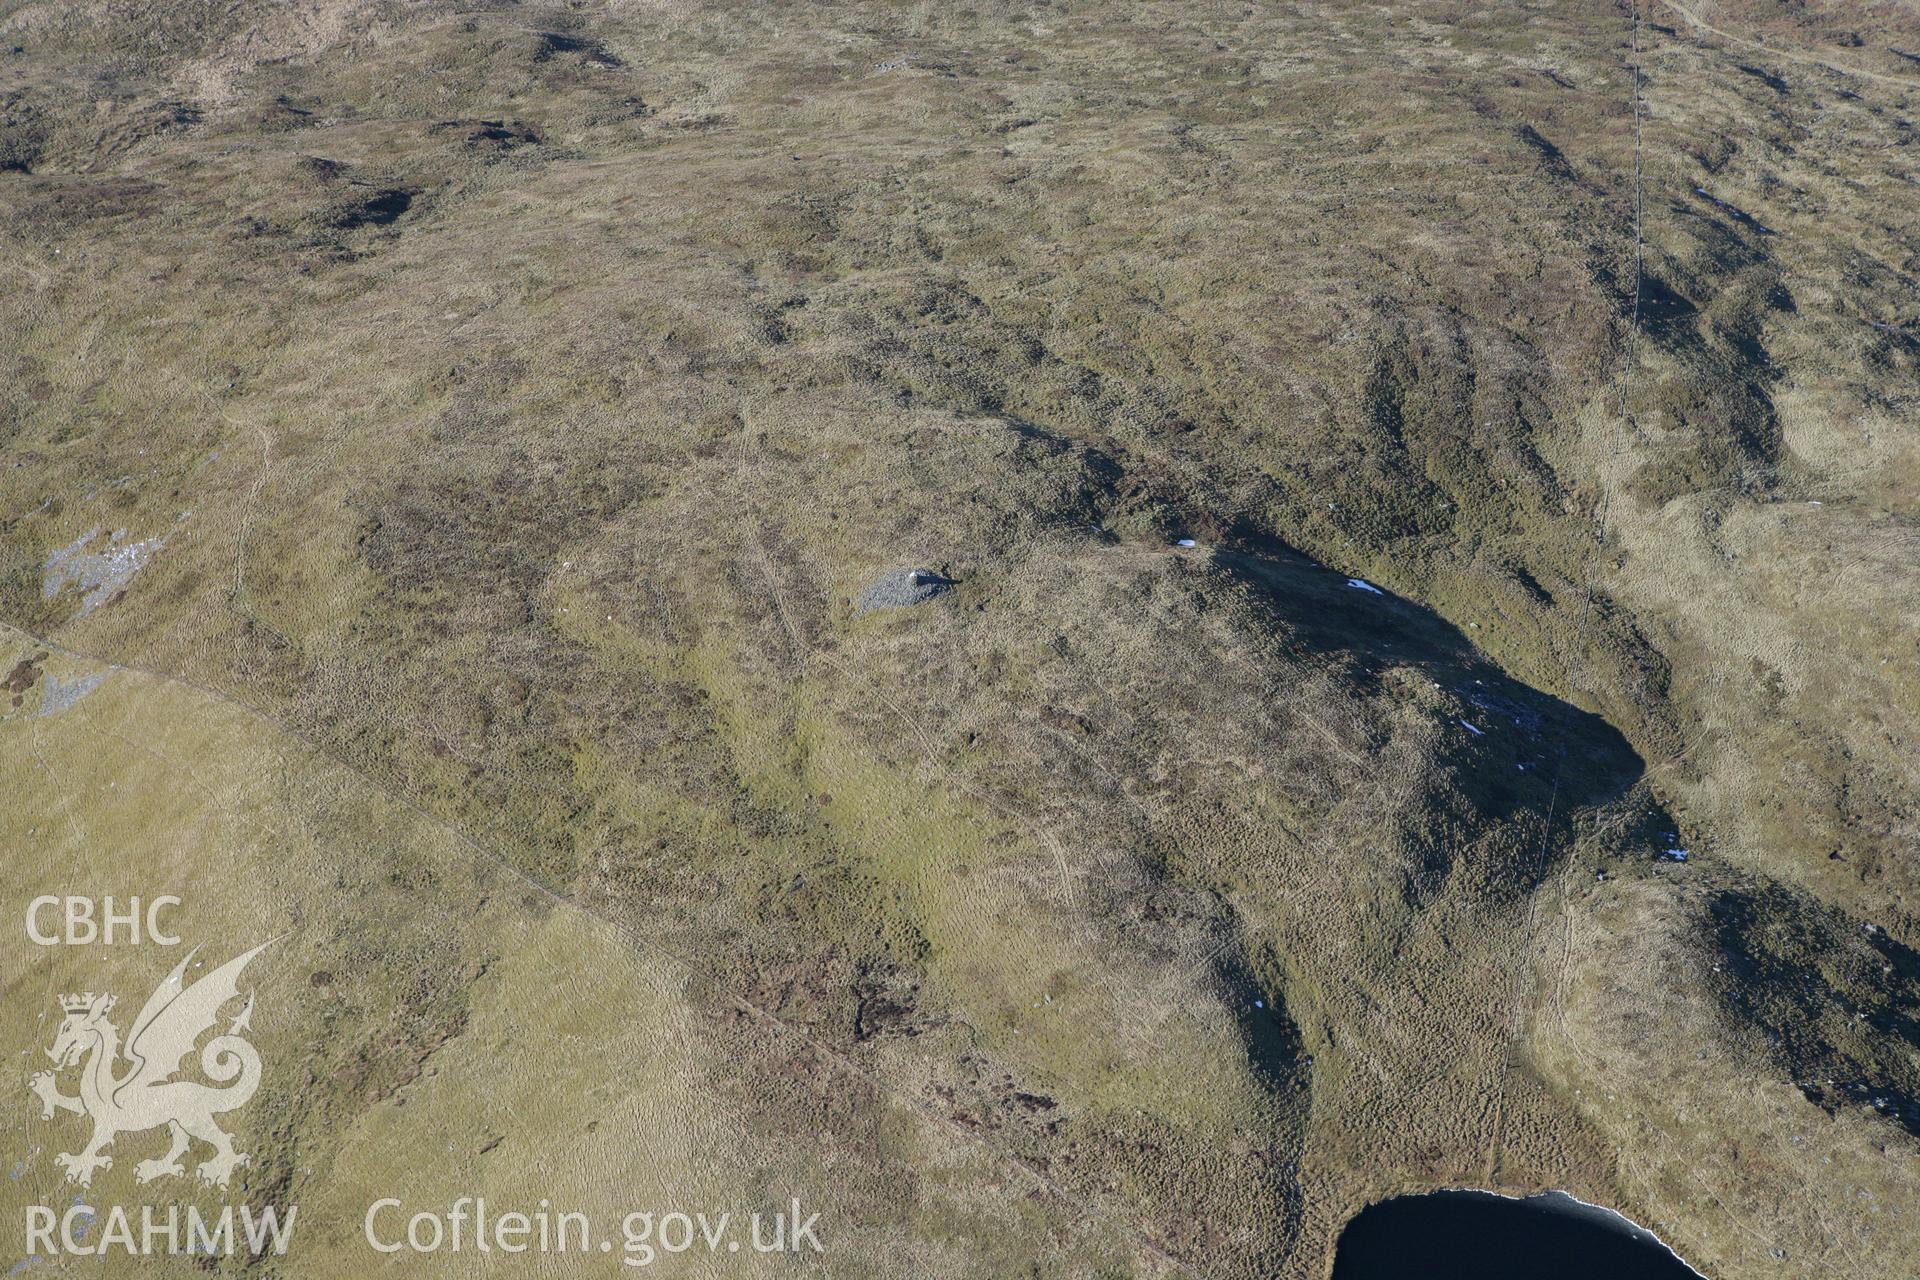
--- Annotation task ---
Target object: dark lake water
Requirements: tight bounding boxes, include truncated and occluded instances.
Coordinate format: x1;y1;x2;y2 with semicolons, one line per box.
1331;1190;1704;1280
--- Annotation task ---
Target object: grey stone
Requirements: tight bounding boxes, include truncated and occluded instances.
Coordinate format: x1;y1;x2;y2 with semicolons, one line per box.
856;567;953;614
37;671;109;718
43;526;163;615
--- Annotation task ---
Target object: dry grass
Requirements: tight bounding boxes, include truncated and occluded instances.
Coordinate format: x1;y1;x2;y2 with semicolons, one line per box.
2;1;1917;1276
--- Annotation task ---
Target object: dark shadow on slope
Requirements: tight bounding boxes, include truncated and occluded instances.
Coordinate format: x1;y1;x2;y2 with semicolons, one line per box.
1734;63;1789;94
1709;882;1920;1138
1637;273;1699;342
1210;534;1645;836
533;31;624;67
1213;951;1311;1257
1215;952;1312;1097
334;186;413;229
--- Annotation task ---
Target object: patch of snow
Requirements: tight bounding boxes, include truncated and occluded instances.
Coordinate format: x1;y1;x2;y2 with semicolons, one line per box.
1345;578;1384;595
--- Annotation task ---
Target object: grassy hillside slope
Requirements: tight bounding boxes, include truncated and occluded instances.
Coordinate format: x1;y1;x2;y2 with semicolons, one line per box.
3;2;1916;1276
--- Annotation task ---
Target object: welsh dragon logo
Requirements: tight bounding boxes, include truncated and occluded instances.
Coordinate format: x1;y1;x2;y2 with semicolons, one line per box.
28;940;273;1189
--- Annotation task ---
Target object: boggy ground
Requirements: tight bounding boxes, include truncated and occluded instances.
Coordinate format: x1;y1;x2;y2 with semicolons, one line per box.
1;2;1916;1277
